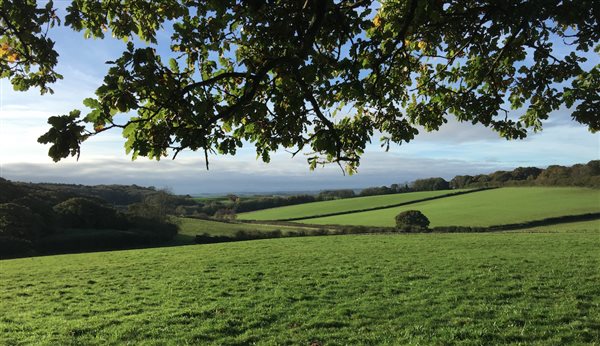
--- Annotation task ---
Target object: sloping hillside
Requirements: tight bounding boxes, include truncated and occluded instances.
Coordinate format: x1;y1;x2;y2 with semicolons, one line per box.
301;187;600;227
238;189;468;221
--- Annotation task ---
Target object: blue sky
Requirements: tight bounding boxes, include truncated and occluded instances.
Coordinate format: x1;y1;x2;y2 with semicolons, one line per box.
0;12;598;194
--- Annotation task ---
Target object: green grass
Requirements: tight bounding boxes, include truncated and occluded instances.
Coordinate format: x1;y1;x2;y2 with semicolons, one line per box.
177;218;319;236
170;217;321;244
1;230;599;345
301;187;600;227
239;190;465;221
517;219;599;233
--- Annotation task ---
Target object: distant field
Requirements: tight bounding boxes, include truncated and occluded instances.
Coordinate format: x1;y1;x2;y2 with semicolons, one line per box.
2;230;598;345
301;187;600;227
177;217;319;236
171;218;321;244
238;190;465;221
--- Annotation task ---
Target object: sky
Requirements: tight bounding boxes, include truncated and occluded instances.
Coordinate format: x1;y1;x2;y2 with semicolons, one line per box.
1;10;598;194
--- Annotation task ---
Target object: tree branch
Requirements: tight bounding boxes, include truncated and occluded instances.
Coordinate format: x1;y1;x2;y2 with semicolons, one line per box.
181;71;248;95
294;69;342;160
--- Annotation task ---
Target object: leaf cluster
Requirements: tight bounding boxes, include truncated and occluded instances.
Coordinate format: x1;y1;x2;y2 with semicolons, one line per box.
1;0;598;171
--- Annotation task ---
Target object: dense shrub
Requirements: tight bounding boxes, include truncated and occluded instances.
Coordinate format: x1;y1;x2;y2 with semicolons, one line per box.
213;208;237;220
195;227;343;244
430;226;487;233
12;196;56;235
411;177;450;191
318;189;355;200
174;205;206;217
127;191;179;221
53;197;127;229
0;203;43;240
395;210;430;232
359;186;394;196
0;236;35;258
0;178;28;203
37;229;174;254
126;215;178;239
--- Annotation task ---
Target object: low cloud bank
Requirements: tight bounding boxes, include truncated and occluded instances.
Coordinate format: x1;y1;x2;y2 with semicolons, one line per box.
1;153;504;194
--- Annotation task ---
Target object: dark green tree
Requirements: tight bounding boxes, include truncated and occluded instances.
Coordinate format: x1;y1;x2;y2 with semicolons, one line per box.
0;203;43;240
1;1;598;172
395;210;430;231
411;177;450;191
128;190;174;222
53;197;124;229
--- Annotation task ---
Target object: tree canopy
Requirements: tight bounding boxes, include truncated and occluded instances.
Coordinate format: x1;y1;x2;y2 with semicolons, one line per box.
2;0;598;173
395;209;430;230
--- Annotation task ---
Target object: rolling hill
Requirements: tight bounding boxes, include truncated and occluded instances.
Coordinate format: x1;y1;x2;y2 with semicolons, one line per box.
300;187;600;227
238;189;469;221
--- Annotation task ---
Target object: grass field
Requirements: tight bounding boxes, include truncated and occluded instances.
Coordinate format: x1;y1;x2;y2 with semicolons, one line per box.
178;218;318;235
301;187;600;227
238;190;466;221
169;218;321;245
2;230;599;345
518;219;599;233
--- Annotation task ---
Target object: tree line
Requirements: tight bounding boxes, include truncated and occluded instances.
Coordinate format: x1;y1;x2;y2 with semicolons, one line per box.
449;160;599;189
196;160;599;218
0;179;189;258
357;160;599;196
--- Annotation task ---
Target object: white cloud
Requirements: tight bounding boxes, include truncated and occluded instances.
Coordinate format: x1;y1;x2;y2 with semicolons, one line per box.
0;151;508;194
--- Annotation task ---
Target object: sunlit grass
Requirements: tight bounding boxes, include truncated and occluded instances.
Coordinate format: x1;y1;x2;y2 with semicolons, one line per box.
513;219;599;233
2;229;599;345
239;190;466;220
302;187;600;227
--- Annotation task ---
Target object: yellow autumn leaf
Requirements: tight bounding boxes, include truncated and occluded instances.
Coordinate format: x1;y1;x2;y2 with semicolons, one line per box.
0;42;9;56
7;53;18;62
373;15;381;27
417;41;427;50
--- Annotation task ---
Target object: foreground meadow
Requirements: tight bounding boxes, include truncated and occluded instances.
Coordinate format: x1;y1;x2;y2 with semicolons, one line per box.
2;230;599;345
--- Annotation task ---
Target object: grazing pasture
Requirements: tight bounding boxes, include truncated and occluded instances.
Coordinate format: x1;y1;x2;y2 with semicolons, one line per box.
301;187;600;227
1;230;599;345
177;217;319;236
238;190;466;221
171;218;321;244
516;219;599;233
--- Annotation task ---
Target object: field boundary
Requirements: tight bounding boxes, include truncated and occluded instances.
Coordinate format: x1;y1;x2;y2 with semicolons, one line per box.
182;216;322;230
240;212;600;234
196;213;600;244
249;187;497;222
485;212;600;231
